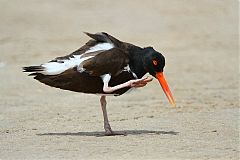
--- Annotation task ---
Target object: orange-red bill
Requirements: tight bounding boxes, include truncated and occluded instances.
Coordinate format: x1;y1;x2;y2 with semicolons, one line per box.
155;72;176;107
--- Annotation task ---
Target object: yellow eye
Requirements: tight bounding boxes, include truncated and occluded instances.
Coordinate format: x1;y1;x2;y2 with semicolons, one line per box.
152;60;158;66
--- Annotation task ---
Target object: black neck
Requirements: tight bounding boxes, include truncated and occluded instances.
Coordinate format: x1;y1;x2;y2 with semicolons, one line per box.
128;45;147;78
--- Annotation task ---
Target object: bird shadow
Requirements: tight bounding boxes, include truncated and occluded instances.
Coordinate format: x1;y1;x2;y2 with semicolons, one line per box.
36;130;179;137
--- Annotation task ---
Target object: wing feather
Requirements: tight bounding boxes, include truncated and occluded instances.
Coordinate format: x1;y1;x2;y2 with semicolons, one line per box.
81;48;129;76
23;32;129;76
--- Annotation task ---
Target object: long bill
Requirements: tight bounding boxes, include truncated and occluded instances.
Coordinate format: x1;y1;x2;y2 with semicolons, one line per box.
155;72;176;107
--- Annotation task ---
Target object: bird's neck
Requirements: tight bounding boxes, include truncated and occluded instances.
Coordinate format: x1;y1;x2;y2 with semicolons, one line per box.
128;45;147;78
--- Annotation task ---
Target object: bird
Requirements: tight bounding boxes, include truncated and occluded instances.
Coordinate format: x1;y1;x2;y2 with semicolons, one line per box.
23;32;175;136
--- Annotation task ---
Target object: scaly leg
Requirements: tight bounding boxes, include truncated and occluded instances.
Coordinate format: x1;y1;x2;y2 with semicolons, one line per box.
100;96;126;136
100;96;112;134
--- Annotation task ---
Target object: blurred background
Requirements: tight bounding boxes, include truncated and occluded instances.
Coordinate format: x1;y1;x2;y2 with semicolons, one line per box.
0;0;238;108
0;0;238;159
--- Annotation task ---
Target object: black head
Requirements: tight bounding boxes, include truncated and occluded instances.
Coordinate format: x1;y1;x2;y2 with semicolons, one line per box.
142;47;165;77
142;47;175;107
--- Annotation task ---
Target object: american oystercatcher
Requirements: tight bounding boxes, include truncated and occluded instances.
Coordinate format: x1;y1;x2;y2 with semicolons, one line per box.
23;32;175;136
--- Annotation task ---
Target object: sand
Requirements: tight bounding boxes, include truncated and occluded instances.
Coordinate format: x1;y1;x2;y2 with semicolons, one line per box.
0;0;239;159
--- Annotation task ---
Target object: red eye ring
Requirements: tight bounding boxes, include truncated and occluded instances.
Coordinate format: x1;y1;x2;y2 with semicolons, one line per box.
152;60;158;66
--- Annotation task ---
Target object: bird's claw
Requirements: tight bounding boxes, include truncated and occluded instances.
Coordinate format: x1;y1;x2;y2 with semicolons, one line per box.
129;76;153;88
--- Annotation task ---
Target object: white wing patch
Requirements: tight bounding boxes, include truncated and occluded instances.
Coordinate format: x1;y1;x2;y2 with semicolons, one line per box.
39;42;114;75
41;55;93;75
85;43;114;53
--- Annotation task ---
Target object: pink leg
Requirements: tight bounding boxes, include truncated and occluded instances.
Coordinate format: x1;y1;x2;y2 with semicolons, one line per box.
100;96;112;134
102;74;153;93
100;96;126;136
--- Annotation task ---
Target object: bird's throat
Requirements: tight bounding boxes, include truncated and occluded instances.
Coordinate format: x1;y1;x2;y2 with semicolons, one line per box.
128;47;147;78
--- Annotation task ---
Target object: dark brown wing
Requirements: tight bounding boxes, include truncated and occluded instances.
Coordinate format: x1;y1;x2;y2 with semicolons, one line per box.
84;32;122;47
32;67;134;96
81;48;129;76
51;32;123;62
24;32;137;96
50;39;97;62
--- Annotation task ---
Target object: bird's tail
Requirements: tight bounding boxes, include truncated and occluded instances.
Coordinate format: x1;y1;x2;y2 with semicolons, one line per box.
22;66;44;76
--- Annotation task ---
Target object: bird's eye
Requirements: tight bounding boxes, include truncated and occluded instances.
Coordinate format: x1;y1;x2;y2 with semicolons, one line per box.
152;60;158;66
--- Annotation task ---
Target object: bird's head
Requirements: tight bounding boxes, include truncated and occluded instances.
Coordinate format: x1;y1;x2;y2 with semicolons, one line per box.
143;47;176;107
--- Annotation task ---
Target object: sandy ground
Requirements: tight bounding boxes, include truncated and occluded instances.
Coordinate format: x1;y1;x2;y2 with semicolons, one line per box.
0;0;239;159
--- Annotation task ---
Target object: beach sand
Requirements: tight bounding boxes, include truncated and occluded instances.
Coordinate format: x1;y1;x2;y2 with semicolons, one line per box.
0;0;239;159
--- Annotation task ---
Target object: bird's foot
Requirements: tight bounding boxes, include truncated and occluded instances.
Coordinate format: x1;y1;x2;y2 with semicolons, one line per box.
104;124;126;136
128;76;153;88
